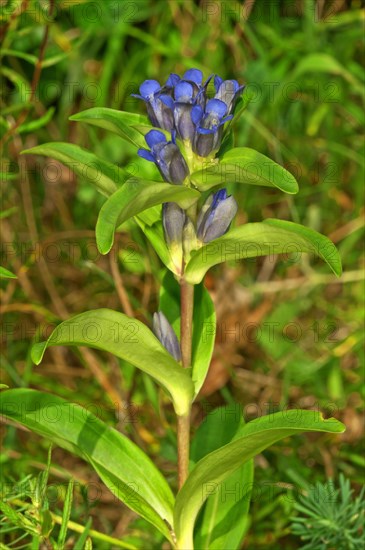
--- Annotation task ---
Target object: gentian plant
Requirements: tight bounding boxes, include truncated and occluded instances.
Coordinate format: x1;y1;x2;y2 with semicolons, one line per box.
1;69;345;549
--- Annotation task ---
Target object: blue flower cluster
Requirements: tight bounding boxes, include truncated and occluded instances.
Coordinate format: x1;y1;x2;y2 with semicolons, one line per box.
135;69;244;182
137;71;243;357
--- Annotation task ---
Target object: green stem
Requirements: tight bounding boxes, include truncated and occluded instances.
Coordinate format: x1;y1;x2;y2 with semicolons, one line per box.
177;280;194;490
180;280;194;368
177;413;190;490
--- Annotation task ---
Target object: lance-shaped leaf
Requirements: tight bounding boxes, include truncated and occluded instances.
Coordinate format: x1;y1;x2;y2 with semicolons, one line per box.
195;456;253;550
174;410;345;548
21;143;125;197
18;107;55;134
0;266;17;279
69;108;150;148
0;389;175;541
191;285;216;398
31;309;194;416
159;270;181;334
135;216;175;273
191;147;299;194
96;179;200;254
191;407;253;550
184;219;342;284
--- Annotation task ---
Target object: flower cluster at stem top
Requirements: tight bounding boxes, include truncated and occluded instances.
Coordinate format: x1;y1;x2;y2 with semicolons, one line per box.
135;69;244;180
134;70;244;359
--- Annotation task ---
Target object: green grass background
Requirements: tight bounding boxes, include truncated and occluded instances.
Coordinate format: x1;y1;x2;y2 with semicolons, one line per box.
1;0;364;548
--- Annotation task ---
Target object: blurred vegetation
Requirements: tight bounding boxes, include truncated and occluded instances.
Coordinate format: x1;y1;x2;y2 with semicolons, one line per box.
290;473;365;549
1;0;364;548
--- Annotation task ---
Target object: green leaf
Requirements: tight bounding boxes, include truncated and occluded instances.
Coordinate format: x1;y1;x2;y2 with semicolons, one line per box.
190;406;243;466
0;49;38;64
57;479;74;549
41;509;53;537
136;205;161;227
69;108;149;148
75;518;92;550
0;389;175;540
0;500;38;534
0;48;71;69
135;217;175;273
0;66;29;104
290;53;364;96
37;445;53;505
31;309;193;416
217;131;234;159
0;266;17;279
191;285;215;398
0;207;18;220
191;407;253;550
175;410;345;547
96;179;200;254
191;147;299;194
21;143;125;197
196;462;253;550
18;108;55;134
159;270;181;335
184;219;342;284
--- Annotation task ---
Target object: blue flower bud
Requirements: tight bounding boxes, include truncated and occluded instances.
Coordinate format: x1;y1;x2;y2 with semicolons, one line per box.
165;73;181;88
191;99;233;157
182;216;198;263
183;69;213;107
197;189;238;242
132;80;174;131
153;311;181;362
183;68;203;86
162;202;186;273
167;72;214;144
162;202;186;246
173;81;197;142
214;77;245;114
138;130;189;184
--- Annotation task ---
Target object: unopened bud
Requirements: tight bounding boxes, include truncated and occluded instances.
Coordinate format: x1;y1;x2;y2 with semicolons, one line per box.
197;189;238;243
153;312;181;362
182;216;198;263
162;203;186;274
